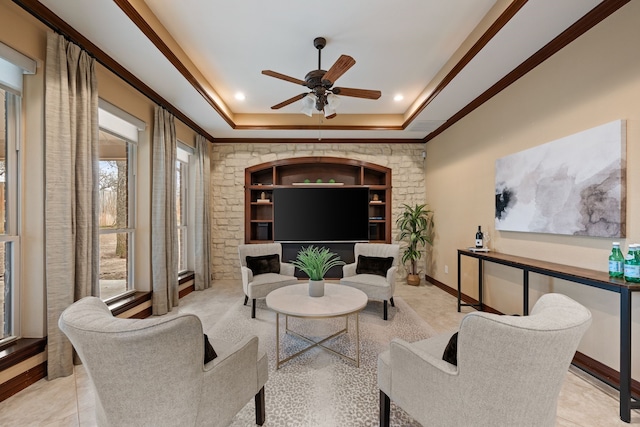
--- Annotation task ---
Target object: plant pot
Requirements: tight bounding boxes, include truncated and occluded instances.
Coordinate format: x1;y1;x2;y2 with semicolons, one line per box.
407;274;421;286
308;279;325;297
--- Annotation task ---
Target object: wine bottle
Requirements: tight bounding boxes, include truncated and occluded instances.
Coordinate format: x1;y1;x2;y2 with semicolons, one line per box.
475;226;484;249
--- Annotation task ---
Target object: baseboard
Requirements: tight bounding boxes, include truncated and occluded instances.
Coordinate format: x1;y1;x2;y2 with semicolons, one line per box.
424;273;640;400
0;362;46;402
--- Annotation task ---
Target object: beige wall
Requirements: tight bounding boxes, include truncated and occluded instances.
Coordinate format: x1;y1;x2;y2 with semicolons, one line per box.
425;2;640;378
210;143;426;280
0;1;200;337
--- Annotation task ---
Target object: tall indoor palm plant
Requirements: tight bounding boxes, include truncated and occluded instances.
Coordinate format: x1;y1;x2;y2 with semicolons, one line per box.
396;203;434;285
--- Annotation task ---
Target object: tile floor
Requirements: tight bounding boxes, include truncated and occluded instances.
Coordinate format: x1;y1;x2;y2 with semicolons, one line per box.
0;280;638;426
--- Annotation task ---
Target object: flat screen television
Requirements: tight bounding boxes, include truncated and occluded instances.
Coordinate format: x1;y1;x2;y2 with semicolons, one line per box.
273;187;369;242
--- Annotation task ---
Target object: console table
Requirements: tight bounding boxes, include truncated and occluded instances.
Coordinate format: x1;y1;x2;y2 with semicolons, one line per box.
457;249;640;423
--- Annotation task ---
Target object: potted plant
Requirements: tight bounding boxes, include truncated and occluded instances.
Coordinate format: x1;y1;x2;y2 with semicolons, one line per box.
396;203;434;286
291;245;345;297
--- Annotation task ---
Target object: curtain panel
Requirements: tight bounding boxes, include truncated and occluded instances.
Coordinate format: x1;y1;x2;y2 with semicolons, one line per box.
151;106;178;314
44;32;99;380
194;134;211;290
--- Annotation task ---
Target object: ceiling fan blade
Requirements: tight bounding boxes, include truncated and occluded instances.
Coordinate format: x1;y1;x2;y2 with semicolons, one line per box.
271;93;308;109
332;87;381;100
321;55;356;86
262;70;306;86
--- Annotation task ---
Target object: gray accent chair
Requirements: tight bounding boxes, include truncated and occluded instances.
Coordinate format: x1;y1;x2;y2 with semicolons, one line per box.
378;293;592;427
340;243;400;320
59;297;268;427
238;242;298;318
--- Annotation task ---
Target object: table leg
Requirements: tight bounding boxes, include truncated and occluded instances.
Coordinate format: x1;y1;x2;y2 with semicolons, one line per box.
523;270;529;316
457;251;462;312
478;259;483;310
276;313;281;370
356;312;360;368
620;288;632;422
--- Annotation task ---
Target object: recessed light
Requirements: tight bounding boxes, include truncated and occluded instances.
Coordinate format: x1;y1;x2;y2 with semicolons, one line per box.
393;94;404;102
235;92;246;101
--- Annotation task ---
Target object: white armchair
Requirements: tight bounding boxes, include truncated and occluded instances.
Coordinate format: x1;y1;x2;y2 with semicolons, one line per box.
59;297;268;427
238;242;298;318
340;243;400;320
378;293;592;427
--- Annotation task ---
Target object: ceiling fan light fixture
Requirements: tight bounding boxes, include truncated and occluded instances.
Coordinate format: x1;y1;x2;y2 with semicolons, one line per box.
327;93;341;110
301;93;316;116
324;93;340;119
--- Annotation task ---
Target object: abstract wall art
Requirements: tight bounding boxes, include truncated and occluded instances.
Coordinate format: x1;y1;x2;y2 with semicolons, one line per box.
495;120;626;238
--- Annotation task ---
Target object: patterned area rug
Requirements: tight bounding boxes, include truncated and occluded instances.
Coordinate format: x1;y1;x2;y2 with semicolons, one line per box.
204;296;436;426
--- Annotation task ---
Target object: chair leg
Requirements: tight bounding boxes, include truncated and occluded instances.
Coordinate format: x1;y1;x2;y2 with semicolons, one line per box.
255;386;266;425
380;390;391;427
251;299;257;319
244;295;248;306
390;297;395;307
383;300;388;320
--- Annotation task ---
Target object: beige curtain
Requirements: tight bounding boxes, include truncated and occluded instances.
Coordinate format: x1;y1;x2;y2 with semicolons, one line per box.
194;134;211;290
151;105;178;314
44;32;99;380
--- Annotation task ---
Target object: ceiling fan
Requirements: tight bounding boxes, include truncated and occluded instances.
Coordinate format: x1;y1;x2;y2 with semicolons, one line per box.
261;37;382;119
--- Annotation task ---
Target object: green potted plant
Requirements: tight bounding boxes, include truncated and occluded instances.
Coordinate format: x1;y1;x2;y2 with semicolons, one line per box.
291;245;345;297
396;203;434;286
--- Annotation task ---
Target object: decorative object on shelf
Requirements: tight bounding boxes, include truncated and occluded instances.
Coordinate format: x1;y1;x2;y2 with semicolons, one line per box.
372;193;379;202
292;181;344;186
256;191;270;203
290;245;345;297
329;178;336;183
396;203;434;286
475;225;484;248
467;247;490;253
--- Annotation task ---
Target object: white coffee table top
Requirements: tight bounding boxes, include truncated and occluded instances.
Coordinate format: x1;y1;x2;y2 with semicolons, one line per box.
266;283;368;317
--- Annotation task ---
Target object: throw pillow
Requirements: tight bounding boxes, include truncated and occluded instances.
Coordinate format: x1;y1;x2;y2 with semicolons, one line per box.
442;332;458;366
246;254;280;276
356;255;394;277
204;334;217;364
442;315;519;366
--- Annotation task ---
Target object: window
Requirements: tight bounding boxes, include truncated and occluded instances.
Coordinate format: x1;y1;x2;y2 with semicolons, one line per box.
0;43;35;343
176;143;193;274
0;88;19;343
98;102;142;301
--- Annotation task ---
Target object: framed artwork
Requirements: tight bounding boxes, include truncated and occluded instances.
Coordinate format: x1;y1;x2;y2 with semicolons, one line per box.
495;120;626;238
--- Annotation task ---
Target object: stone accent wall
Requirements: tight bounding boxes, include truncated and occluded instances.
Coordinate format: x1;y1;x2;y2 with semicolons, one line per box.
209;143;426;280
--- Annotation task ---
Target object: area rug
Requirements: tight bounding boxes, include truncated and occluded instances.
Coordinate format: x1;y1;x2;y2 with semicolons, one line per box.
203;297;436;427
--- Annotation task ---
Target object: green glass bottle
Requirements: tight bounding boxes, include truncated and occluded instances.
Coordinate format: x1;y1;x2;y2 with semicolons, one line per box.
609;242;624;278
624;244;640;283
631;244;640;283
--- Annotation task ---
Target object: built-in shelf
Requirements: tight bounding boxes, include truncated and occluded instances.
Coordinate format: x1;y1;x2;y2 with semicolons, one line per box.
245;157;392;244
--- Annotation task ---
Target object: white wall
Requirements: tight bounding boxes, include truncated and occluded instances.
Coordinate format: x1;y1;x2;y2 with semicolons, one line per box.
425;2;640;378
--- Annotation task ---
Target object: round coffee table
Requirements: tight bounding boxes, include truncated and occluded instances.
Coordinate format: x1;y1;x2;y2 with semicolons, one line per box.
266;282;368;369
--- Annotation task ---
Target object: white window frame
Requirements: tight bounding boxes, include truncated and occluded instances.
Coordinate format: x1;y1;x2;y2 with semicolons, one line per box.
177;141;194;274
0;90;21;344
0;41;33;344
98;100;144;302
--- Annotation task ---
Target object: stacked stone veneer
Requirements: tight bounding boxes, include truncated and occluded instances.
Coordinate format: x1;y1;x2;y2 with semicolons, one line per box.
210;142;426;281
